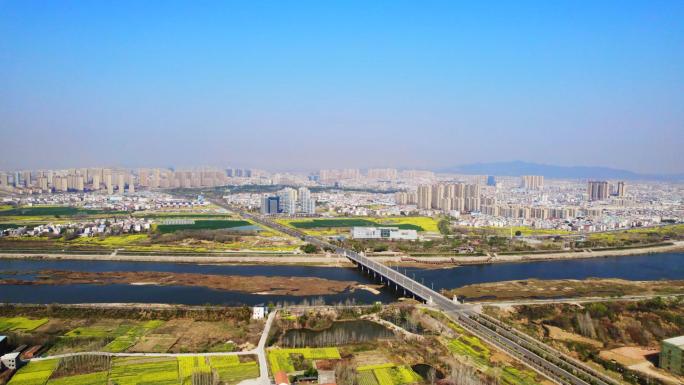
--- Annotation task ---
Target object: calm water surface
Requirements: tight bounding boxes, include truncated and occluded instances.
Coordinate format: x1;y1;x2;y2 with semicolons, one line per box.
0;252;682;305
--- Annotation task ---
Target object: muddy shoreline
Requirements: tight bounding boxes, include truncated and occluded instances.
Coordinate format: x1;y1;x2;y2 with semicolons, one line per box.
0;269;380;296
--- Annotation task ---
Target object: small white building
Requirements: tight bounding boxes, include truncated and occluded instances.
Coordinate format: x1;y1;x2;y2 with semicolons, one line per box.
252;305;267;320
1;352;20;370
351;227;418;241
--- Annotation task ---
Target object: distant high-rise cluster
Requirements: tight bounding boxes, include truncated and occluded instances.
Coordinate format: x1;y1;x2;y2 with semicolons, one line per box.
0;167;257;194
261;187;316;215
416;183;483;212
587;181;610;201
394;191;418;205
367;168;398;180
521;175;544;190
587;180;626;201
318;169;361;183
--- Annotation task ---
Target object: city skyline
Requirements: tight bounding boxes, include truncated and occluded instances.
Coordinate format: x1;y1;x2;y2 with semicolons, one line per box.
1;1;683;173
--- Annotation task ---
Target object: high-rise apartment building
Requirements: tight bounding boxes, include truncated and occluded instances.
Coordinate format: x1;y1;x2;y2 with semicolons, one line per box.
277;187;297;215
587;181;610;201
417;185;432;209
298;187;316;214
521;175;544;190
261;196;280;215
614;181;626;197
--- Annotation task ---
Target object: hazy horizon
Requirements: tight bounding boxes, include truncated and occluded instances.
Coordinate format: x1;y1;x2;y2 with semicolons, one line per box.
2;1;683;173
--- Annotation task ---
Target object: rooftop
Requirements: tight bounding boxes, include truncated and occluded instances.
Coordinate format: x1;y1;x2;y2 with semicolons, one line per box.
663;335;684;348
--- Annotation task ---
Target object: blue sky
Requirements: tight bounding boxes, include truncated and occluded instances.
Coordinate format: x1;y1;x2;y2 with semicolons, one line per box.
1;1;683;173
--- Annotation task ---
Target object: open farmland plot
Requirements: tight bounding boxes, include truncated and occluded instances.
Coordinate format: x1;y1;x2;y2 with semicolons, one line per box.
0;317;49;332
0;206;126;217
156;220;252;233
267;347;341;373
7;360;59;385
356;364;422;385
178;356;211;385
104;320;165;353
285;217;434;232
46;371;108;385
109;357;180;385
209;356;259;385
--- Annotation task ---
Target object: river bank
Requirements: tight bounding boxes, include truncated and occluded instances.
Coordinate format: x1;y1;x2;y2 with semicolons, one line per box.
1;240;683;267
0;269;379;296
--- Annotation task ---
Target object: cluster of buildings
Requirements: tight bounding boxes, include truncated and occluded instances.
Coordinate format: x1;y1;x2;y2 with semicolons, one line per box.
351;226;418;240
1;218;152;238
587;180;625;201
395;182;485;214
261;187;316;215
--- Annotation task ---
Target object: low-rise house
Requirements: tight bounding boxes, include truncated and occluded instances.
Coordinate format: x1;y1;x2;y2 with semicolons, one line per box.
0;352;20;370
660;335;684;375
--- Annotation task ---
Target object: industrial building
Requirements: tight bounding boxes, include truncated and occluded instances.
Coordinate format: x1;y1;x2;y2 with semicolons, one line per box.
351;227;418;240
660;335;684;375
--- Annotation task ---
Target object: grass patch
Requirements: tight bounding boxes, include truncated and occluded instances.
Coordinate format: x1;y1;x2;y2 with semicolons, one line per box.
0;317;49;332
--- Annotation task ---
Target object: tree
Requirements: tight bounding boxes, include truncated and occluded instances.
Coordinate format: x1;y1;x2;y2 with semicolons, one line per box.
438;219;452;236
301;243;319;254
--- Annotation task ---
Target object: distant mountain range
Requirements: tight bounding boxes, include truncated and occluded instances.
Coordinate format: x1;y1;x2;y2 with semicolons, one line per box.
437;161;684;181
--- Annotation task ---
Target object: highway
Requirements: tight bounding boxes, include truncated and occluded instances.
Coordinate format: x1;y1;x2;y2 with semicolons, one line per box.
224;203;625;385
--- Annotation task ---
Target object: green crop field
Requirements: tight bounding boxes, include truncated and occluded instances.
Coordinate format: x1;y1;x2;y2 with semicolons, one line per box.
178;356;211;385
104;320;165;353
447;335;490;366
0;317;49;332
8;355;260;385
358;370;380;385
0;206;126;217
109;357;180;385
356;364;421;385
209;357;259;385
65;323;132;338
267;347;341;373
500;366;540;385
46;371;108;385
8;360;59;385
287;218;428;231
156;220;252;233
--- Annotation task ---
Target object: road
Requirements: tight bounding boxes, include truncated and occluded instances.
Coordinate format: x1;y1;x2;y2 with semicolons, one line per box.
473;293;684;309
223;203;625;385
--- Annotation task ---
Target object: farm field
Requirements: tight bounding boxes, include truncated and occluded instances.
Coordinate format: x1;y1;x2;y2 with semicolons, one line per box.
356;363;422;385
0;317;49;332
156;220;253;233
12;316;263;356
267;347;341;373
0;206;127;218
8;355;260;385
7;360;59;385
278;216;439;234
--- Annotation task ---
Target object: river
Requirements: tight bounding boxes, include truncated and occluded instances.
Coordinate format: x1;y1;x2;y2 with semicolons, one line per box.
0;252;683;305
